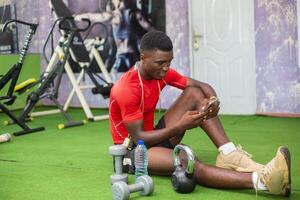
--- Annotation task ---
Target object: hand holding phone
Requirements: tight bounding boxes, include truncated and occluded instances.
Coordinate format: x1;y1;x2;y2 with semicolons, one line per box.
200;96;220;121
201;96;219;113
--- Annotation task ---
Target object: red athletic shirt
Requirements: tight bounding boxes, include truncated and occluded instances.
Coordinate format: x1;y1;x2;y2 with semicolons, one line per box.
109;66;187;144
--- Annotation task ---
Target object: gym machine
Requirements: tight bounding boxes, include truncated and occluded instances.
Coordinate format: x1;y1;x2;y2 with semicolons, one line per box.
0;19;44;136
31;0;113;122
10;17;89;135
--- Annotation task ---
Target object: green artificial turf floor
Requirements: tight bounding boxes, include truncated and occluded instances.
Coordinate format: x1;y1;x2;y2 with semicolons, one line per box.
0;108;299;200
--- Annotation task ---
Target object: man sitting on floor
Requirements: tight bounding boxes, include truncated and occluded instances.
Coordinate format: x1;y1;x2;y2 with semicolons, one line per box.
109;30;291;196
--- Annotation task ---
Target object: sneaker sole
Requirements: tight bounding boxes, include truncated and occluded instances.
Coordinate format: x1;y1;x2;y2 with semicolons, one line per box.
279;146;291;197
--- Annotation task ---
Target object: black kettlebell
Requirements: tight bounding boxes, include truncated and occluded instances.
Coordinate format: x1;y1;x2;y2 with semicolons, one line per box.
171;144;196;193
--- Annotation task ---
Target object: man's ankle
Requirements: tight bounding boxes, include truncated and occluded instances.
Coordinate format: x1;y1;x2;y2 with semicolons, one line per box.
252;171;267;191
218;142;236;155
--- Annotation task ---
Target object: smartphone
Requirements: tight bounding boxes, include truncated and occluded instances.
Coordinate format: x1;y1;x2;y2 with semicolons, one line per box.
201;97;219;112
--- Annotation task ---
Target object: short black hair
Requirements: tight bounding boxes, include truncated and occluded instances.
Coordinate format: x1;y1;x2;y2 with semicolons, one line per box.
140;31;173;52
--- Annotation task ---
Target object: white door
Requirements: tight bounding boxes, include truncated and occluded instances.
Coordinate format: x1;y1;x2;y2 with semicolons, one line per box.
189;0;256;114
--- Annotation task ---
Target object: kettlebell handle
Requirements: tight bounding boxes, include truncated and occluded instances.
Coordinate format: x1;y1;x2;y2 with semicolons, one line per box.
173;144;195;175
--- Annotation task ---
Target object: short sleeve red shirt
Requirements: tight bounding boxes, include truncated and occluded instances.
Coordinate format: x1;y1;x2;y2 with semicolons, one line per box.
109;67;187;144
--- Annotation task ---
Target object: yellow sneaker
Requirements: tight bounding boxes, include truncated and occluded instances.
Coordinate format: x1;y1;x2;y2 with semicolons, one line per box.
216;145;263;172
258;146;291;196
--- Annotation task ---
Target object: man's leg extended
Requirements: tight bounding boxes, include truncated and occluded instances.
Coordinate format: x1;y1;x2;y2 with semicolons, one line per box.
148;146;251;188
148;147;252;189
147;146;291;196
163;86;263;172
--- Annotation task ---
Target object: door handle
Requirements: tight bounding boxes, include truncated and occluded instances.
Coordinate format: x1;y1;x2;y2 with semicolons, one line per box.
193;31;203;51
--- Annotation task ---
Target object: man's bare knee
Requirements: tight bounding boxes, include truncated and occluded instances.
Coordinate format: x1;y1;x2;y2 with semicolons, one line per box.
198;82;218;98
183;86;206;100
